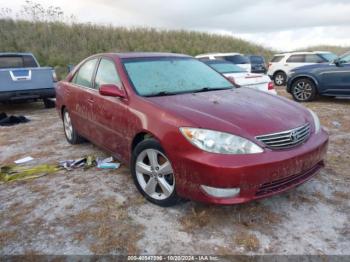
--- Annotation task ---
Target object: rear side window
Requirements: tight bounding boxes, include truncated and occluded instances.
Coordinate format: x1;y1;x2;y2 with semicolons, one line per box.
305;54;325;63
72;58;98;88
286;55;305;63
271;55;284;62
95;58;121;89
0;55;38;69
218;55;249;64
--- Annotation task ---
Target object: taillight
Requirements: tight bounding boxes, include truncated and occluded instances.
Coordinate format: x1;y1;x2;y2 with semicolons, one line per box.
227;76;241;87
52;70;58;82
268;81;274;90
268;62;272;69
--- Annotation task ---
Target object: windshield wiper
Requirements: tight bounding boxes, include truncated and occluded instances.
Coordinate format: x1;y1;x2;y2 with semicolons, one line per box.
192;87;231;93
144;91;176;97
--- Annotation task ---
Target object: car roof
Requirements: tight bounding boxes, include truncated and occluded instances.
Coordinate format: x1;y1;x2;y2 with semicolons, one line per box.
200;59;233;64
195;52;242;58
273;51;332;56
0;52;34;56
96;52;191;59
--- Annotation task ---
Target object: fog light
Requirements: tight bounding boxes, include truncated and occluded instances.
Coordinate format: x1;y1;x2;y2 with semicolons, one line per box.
201;185;240;198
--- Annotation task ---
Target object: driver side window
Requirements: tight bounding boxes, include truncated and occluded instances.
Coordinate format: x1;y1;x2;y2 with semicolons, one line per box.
95;58;122;89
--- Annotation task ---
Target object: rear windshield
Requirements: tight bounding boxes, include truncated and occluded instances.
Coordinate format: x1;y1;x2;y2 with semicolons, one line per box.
248;56;265;63
218;55;250;64
122;57;233;97
207;62;247;73
271;55;284;63
0;55;38;69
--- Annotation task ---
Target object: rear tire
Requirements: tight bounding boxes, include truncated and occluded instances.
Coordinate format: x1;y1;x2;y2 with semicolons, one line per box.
274;71;287;86
131;138;180;207
43;98;55;108
291;78;317;102
62;108;84;144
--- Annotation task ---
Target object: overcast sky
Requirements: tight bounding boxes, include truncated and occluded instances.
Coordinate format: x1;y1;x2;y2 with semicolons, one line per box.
2;0;350;50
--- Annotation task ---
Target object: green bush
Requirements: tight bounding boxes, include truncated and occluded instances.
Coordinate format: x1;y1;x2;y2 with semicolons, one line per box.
0;19;274;79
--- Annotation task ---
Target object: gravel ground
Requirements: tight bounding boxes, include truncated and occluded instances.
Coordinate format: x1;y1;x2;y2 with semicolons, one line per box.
0;87;349;255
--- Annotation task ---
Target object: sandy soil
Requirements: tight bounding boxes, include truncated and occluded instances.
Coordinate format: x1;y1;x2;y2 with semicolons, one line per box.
0;87;349;255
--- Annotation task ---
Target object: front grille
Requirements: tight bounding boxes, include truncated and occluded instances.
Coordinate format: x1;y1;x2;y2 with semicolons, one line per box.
256;123;310;149
255;162;323;197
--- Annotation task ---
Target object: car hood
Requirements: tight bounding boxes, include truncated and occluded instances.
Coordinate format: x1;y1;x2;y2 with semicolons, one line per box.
292;63;334;72
146;88;311;139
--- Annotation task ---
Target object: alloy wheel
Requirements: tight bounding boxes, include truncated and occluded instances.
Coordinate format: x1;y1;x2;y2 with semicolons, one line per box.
275;74;285;85
135;148;175;200
293;81;313;101
63;111;73;140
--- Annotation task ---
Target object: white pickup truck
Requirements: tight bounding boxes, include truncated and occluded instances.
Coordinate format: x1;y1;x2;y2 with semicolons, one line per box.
0;52;57;108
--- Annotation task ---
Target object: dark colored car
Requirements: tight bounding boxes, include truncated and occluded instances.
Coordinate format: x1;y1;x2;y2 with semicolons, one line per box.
246;55;267;74
287;52;350;102
56;52;328;207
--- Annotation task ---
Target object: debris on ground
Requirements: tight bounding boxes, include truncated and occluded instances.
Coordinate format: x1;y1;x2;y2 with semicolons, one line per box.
331;121;341;128
59;156;120;170
0;164;60;183
0;112;30;126
96;156;120;169
14;156;34;164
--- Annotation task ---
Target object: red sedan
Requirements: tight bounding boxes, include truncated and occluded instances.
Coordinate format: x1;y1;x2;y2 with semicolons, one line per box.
55;53;328;206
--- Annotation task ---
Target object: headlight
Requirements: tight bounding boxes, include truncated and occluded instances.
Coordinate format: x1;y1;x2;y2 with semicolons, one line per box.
307;109;321;134
180;127;263;154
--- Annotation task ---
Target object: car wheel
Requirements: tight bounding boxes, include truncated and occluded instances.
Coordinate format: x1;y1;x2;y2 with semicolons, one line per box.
291;78;317;102
274;72;287;86
131;139;180;207
43;98;55;108
62;109;84;144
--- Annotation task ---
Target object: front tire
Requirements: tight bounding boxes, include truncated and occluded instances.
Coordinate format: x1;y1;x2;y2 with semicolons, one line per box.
274;71;287;86
62;109;84;144
131;139;180;207
291;78;317;102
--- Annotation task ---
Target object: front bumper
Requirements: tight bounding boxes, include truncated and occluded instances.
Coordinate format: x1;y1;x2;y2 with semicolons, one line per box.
0;87;56;102
172;129;328;204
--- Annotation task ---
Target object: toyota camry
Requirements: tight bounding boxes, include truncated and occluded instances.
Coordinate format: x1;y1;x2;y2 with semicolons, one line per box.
55;53;328;206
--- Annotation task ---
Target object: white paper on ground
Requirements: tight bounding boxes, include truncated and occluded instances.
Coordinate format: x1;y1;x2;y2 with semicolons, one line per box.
14;156;34;164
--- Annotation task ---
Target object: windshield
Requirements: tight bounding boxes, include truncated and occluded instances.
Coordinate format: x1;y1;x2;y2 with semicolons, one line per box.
207;62;247;73
123;57;233;97
318;53;337;62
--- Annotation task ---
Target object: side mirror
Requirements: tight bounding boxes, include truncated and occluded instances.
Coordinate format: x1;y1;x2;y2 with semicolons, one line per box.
99;84;126;98
334;58;342;67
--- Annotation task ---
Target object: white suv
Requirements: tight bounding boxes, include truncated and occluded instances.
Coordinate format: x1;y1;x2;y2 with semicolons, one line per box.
267;51;337;86
196;53;251;72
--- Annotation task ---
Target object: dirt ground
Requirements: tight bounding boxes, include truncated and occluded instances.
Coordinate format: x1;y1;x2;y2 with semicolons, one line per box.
0;87;349;255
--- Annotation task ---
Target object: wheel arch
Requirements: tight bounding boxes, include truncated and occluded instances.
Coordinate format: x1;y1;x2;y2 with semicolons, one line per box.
273;70;287;78
131;131;157;152
289;75;319;93
60;105;66;119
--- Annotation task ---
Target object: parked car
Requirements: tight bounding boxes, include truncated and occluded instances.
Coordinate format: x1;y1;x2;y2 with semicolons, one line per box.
202;59;276;95
56;52;328;207
196;52;251;72
287;52;350;102
245;55;267;74
268;51;337;86
0;52;57;108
